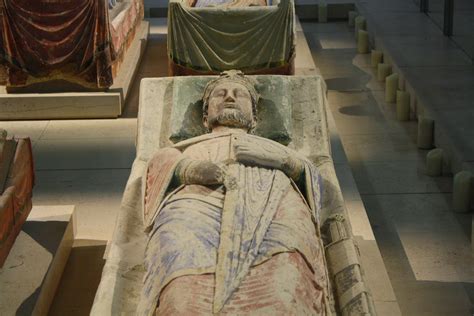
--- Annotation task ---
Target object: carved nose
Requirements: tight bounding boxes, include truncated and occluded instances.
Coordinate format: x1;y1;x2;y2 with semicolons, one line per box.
224;94;235;102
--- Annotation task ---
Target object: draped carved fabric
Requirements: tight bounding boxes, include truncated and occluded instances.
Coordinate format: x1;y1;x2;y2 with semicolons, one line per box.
168;0;295;73
0;0;115;88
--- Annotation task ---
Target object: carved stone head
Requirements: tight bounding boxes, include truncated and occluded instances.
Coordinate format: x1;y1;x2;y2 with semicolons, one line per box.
202;70;260;132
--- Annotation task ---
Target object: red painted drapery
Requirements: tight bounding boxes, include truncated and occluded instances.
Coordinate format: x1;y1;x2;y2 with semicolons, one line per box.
0;0;115;88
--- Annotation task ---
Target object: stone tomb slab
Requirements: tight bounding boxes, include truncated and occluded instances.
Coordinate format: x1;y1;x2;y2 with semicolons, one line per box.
91;75;392;315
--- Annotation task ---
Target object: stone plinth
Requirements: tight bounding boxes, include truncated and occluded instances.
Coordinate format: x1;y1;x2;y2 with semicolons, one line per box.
0;205;75;315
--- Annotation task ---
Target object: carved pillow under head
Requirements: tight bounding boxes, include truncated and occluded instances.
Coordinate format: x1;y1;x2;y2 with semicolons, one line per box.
169;76;292;145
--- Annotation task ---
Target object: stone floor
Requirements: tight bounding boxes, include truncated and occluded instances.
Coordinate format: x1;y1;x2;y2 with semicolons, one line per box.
303;19;474;315
357;0;474;178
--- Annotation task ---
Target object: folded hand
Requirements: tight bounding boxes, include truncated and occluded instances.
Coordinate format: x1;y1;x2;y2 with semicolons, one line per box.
233;138;288;169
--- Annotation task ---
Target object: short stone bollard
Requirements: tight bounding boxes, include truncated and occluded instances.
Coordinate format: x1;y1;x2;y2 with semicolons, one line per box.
417;116;434;149
453;171;472;213
377;63;392;82
348;11;358;27
396;90;410;121
385;73;399;103
318;3;328;23
357;30;369;54
354;16;366;40
371;50;383;68
426;148;443;176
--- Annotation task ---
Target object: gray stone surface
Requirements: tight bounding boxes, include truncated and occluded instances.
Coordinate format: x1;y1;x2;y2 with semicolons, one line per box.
34;169;130;241
303;14;474;315
0;205;75;315
356;0;474;175
33;138;135;170
0;93;122;120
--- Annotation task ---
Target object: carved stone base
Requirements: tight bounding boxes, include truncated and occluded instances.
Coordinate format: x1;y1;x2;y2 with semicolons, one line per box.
0;205;75;315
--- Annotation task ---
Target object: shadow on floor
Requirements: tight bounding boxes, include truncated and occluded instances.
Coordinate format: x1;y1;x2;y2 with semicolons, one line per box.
48;240;106;316
121;38;168;118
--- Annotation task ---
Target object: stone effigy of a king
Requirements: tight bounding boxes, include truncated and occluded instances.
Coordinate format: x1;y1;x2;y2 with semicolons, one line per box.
139;71;333;315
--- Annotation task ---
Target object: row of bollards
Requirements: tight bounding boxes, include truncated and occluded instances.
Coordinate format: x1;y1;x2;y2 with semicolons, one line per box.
349;11;473;213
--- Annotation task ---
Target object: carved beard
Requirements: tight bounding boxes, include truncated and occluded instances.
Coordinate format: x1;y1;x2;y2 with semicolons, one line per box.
208;109;254;131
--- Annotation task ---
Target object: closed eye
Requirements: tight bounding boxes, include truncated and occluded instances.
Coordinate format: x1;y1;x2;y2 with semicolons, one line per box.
212;89;226;97
234;88;250;98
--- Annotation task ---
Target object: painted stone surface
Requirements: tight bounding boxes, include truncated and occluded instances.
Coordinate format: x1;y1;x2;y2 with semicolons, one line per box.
169;76;292;144
0;0;143;91
139;71;331;315
0;131;35;267
91;73;376;316
167;0;295;76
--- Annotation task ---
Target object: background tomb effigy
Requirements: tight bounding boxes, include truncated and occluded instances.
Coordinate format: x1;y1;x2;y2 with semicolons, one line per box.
167;0;295;76
0;129;35;267
0;0;144;92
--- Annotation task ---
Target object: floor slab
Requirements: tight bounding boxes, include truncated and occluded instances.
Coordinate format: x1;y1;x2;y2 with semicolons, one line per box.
32;169;130;240
33;138;135;170
0;120;50;146
351;160;453;194
384;36;472;67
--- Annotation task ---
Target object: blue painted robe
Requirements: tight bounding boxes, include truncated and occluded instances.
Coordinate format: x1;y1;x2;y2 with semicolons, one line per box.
138;132;328;315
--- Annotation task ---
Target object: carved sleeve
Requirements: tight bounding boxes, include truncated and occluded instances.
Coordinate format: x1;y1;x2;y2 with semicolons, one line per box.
143;147;184;227
281;155;305;182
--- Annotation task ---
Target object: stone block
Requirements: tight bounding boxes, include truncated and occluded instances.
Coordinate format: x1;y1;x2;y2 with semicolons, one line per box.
0;93;122;120
0;205;75;315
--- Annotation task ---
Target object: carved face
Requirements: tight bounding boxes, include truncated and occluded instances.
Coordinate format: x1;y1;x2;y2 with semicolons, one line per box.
204;81;255;131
